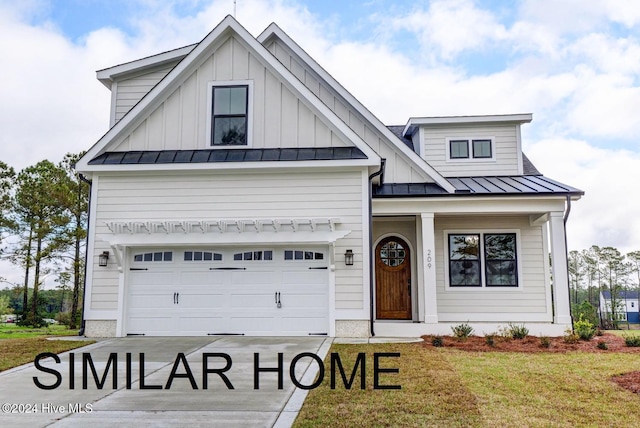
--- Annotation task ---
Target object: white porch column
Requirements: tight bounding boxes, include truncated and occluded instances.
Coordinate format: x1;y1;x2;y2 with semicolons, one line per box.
549;211;572;324
421;213;438;323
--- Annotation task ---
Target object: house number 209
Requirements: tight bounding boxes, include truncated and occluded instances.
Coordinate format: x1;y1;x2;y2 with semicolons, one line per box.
426;249;432;269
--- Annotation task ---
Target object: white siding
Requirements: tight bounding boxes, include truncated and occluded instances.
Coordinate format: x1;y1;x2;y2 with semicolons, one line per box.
89;170;365;311
111;36;350;152
114;64;177;123
267;39;430;183
421;124;520;176
434;215;549;318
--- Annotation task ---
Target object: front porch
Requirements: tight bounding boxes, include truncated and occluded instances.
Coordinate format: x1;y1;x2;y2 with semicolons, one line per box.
371;197;573;337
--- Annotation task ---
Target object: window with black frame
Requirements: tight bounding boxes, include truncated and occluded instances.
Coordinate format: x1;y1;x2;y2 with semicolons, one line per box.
211;85;248;145
484;234;517;286
448;234;481;286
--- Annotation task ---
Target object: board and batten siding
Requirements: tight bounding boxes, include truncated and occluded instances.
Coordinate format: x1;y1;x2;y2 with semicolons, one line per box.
421;124;520;177
434;215;549;319
114;63;178;123
265;39;430;184
111;36;350;152
89;169;366;311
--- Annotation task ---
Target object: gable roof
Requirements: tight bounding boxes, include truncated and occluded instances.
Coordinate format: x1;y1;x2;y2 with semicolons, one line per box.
258;24;456;194
76;16;381;173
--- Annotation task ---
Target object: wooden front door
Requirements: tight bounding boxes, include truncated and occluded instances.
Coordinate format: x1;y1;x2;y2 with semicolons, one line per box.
375;237;412;320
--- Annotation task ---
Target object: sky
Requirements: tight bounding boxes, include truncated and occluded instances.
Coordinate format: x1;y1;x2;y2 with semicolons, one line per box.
1;0;640;286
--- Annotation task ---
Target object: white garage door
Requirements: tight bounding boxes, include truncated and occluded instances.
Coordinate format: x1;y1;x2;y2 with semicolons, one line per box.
125;247;329;336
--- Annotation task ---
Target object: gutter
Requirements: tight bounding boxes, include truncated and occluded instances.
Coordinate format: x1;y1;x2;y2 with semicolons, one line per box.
78;173;92;336
563;195;574;329
368;159;385;337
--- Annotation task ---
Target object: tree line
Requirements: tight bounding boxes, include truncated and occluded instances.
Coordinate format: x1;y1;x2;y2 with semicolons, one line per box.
0;154;88;328
569;246;640;328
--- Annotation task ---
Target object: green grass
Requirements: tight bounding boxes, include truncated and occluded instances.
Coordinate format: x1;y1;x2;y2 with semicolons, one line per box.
605;329;640;337
0;324;94;372
294;343;640;428
0;323;79;339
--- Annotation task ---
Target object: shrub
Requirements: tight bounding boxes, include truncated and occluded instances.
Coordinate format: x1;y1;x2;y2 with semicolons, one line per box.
431;336;444;347
485;334;496;347
451;323;474;340
507;323;529;340
563;328;579;344
496;326;512;342
623;334;640;347
595;328;604;337
539;336;551;348
573;316;596;341
597;341;608;350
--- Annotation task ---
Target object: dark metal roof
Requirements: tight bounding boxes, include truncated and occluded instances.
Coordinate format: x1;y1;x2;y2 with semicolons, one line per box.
88;147;368;165
374;175;584;197
386;126;414;150
602;290;639;300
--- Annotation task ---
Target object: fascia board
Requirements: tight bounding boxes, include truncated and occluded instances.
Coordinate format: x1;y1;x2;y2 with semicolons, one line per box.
259;24;456;194
405;114;533;127
77;15;379;171
76;158;378;175
96;44;196;89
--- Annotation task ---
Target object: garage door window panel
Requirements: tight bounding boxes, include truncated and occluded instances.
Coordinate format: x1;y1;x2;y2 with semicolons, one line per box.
133;251;173;262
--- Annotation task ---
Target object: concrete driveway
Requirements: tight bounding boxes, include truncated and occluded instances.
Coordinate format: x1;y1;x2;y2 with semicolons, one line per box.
0;336;331;428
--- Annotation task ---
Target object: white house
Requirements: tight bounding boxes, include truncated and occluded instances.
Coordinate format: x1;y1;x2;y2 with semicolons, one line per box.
599;291;640;324
75;16;583;338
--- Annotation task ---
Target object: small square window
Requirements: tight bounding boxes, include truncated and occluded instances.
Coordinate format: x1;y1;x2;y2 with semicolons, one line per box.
194;251;203;261
143;253;153;262
164;252;172;261
472;139;492;158
285;251;293;260
184;251;193;261
204;252;213;261
450;140;469;159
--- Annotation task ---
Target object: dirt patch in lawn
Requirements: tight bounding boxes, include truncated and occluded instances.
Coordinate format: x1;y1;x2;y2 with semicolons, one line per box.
421;333;640;353
612;371;640;395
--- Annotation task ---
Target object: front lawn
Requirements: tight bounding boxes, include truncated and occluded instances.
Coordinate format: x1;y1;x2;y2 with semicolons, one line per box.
294;343;640;427
0;324;94;372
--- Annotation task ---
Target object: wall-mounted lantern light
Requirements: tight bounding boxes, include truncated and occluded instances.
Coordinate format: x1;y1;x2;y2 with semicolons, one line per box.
344;249;354;266
99;251;110;267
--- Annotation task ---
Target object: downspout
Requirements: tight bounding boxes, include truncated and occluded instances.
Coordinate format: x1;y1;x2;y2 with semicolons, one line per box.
78;173;92;336
368;159;385;337
563;194;574;329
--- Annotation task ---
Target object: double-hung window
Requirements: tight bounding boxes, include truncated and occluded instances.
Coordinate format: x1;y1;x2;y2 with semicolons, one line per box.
446;138;494;161
448;232;518;287
210;84;249;146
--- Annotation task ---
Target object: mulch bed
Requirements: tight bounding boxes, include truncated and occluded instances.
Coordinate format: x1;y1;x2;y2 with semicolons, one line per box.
421;333;640;396
420;333;640;353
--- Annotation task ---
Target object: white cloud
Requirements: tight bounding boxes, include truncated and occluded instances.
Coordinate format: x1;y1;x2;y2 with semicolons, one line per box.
526;138;640;254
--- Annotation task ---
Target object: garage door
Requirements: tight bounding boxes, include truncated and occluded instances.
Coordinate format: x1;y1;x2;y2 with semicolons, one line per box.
125;247;329;336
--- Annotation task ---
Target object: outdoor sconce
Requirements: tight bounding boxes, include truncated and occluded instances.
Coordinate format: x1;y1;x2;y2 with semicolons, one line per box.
99;251;110;267
344;249;354;266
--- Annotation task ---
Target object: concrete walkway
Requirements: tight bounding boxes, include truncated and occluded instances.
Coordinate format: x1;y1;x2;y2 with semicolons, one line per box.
0;336;331;428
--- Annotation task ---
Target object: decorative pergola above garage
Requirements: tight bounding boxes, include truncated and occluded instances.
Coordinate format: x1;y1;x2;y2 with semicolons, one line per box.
99;218;349;247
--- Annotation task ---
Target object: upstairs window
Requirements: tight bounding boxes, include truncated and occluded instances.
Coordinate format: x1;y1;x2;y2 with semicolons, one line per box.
209;84;249;146
446;138;495;161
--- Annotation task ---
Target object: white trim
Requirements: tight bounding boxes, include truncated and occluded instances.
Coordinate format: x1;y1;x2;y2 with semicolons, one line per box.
83;175;99;323
420;213;438;323
516;124;524;174
445;137;496;163
361;170;371;329
374;321;569;337
96;44;196;89
328;242;336;337
205;80;254;148
542;222;553;320
109;80;118;128
404;114;533;135
79;158;378;174
257;24;455;194
442;228;523;291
